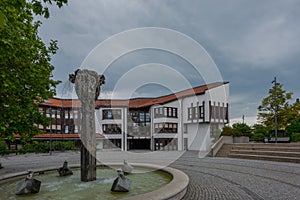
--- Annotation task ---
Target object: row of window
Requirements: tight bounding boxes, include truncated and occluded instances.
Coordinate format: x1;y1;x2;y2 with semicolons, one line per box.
210;105;228;121
40;107;81;120
154;123;178;133
101;122;178;134
44;125;79;134
154;107;178;118
102;124;122;134
188;105;205;120
129;111;151;123
103;109;122;120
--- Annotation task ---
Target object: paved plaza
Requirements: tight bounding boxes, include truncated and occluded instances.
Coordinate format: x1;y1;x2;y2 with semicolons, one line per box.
1;150;299;199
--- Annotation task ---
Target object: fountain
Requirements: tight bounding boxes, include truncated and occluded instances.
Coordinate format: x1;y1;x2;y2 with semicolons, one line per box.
0;69;189;199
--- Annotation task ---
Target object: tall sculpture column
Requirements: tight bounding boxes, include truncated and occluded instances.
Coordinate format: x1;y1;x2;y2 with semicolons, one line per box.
69;69;105;182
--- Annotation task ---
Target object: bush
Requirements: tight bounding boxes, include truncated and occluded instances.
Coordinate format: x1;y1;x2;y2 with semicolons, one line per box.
291;133;300;142
52;141;75;151
252;133;265;142
19;142;49;154
221;126;237;136
0;139;7;152
18;141;75;154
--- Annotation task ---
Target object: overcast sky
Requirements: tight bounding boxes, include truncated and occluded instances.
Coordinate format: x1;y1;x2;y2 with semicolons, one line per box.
38;0;300;125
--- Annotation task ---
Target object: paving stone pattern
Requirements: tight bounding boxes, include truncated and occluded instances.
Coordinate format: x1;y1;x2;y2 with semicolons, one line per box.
1;151;300;200
171;151;300;200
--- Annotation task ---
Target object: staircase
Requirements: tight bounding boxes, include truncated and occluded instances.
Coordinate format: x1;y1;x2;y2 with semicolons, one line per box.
215;143;300;163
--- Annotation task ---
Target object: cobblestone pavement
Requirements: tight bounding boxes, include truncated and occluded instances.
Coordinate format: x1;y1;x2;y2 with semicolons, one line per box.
171;151;300;200
1;151;300;199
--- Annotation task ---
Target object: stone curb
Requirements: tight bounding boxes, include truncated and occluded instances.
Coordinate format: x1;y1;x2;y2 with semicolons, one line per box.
0;163;189;200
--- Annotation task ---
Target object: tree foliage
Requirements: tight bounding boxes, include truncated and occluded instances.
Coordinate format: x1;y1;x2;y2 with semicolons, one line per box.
232;123;252;137
257;82;297;130
221;123;251;137
0;0;67;141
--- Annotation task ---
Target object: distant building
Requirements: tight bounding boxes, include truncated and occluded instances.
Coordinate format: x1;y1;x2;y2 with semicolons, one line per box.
23;82;229;151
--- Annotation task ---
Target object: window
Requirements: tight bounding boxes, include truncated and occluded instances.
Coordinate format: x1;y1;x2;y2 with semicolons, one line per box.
145;113;151;122
64;110;69;119
139;112;145;122
69;111;73;119
56;110;61;119
51;110;56;118
172;108;177;118
188;107;192;120
65;125;69;134
199;105;204;119
103;109;122;120
46;108;51;118
74;125;78;133
73;110;79;119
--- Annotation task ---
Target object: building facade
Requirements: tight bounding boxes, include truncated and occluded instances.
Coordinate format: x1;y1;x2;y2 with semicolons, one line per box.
37;82;229;152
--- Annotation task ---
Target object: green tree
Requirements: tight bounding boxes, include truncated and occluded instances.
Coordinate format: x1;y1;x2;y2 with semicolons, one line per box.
232;123;252;137
221;123;252;137
221;126;237;136
0;0;67;141
257;82;295;131
252;124;268;141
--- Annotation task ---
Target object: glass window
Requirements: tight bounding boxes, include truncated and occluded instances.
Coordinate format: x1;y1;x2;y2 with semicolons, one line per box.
65;125;69;134
139;112;145;122
172;108;177;117
56;110;61;119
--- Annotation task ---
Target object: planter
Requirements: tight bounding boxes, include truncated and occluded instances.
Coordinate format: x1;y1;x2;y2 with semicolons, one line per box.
233;136;249;143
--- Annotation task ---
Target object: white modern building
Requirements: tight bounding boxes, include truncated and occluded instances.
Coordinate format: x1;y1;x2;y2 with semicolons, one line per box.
95;82;229;151
35;82;229;152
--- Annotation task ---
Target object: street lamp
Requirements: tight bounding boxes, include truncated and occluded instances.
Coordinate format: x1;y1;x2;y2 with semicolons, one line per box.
49;107;53;155
272;77;278;143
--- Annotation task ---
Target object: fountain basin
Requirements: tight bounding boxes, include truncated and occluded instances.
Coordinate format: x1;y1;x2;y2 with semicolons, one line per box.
0;164;188;200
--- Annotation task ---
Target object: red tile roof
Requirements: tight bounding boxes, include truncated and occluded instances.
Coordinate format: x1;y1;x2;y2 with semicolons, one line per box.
13;133;104;139
41;82;227;108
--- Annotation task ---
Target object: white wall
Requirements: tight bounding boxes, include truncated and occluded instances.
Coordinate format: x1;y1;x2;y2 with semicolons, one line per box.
187;123;211;151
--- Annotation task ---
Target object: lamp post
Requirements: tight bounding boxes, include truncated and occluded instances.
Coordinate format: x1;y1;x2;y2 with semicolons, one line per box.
49;107;53;155
272;77;278;143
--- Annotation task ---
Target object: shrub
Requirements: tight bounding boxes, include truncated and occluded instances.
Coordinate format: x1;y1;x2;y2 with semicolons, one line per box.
221;126;237;136
20;142;49;154
52;141;75;151
291;133;300;142
252;133;265;142
0;139;7;152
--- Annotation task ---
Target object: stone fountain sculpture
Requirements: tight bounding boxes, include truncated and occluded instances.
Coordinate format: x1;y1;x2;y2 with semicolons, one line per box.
111;170;132;192
69;69;105;182
15;170;41;195
58;160;73;176
122;160;133;174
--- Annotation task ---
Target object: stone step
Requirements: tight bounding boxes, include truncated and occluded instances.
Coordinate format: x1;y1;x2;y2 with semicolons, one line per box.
231;146;300;152
228;153;300;163
215;144;233;157
230;150;300;158
233;143;300;147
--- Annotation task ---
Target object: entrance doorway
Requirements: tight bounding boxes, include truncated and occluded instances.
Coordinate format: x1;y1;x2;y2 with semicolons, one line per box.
128;139;150;150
